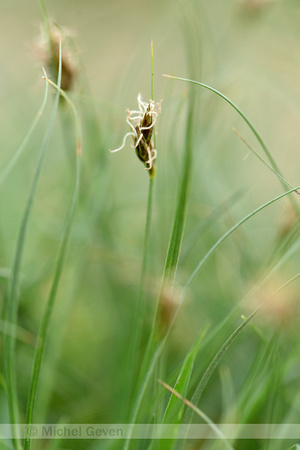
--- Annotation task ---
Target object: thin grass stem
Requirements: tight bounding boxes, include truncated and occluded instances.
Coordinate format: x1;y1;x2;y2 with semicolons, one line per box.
151;40;154;101
158;380;234;449
188;272;300;413
233;127;298;193
37;0;51;43
125;185;300;447
121;175;154;419
3;54;62;450
183;185;300;293
133;86;195;421
0;81;49;185
24;78;82;450
163;75;300;214
122;41;156;420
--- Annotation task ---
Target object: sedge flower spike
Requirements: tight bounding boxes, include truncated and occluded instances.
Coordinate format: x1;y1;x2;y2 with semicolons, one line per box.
110;94;162;177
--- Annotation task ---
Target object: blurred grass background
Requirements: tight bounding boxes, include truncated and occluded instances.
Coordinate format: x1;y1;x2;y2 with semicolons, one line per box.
1;0;300;449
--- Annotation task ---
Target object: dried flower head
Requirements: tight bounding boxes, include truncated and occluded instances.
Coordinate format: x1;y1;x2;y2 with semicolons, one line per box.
34;22;77;91
110;94;162;177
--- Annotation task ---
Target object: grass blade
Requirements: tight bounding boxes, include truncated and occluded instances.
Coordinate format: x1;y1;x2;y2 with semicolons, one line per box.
3;58;61;449
126;86;195;442
120;41;156;420
183;185;300;293
0;81;49;185
163;75;300;211
162;92;194;288
123;186;300;448
186;272;300;426
162;330;207;424
124;344;164;449
156;329;207;450
24;78;82;450
232;127;298;192
158;380;234;450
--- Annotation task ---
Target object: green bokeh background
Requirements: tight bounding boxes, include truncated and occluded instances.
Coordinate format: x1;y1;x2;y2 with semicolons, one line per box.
1;1;300;448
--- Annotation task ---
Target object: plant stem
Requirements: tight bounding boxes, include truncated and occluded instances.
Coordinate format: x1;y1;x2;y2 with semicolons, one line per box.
122;40;156;420
24;80;82;450
0;82;49;185
183;185;300;293
124;184;300;447
121;175;154;419
3;61;61;450
188;272;300;415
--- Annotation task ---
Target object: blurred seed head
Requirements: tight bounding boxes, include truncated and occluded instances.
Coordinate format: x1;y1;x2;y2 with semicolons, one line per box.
158;283;181;334
239;0;277;14
34;22;77;91
247;278;298;328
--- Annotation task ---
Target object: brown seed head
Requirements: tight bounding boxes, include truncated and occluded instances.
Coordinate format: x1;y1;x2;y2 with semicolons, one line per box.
34;22;77;91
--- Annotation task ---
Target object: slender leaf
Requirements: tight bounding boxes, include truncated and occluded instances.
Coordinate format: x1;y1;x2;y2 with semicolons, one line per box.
24;77;82;450
3;60;61;450
187;272;300;423
0;80;49;185
158;380;234;450
156;329;207;450
163;74;300;214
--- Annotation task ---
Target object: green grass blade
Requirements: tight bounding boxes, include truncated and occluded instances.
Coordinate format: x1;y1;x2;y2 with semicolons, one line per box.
232;128;297;192
158;380;234;450
161;329;206;424
0;80;49;185
162;91;194;287
163;75;299;205
151;40;154;100
219;365;236;422
3;59;61;450
183;185;300;293
155;329;207;450
37;0;50;31
125;185;300;449
187;272;300;423
127;86;195;441
144;85;195;363
121;176;154;419
124;344;164;450
24;79;82;450
120;42;156;420
124;321;201;447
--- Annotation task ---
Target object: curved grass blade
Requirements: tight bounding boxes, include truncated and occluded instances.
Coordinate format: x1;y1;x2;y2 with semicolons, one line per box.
163;75;300;211
161;75;277;174
3;54;62;450
24;78;82;450
158;380;234;450
232;127;298;193
186;272;300;426
124;185;300;449
182;185;300;293
0;80;49;185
